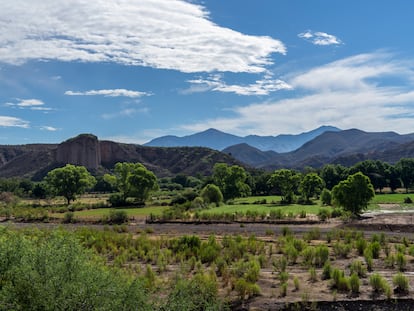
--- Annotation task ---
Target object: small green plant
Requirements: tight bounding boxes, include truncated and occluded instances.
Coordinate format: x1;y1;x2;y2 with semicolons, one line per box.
108;209;128;224
396;252;407;272
309;267;317;282
62;211;76;223
393;272;409;295
293;276;300;291
349;260;367;278
321;261;332;280
349;273;360;294
280;282;288;297
369;273;388;294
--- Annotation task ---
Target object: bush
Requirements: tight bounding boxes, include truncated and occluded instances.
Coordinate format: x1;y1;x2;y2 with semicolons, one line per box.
404;197;413;203
322;261;332;280
108;193;127;207
396;252;407;272
108;209;128;224
62;212;76;224
393;272;409;295
318;207;332;221
234;278;260;300
349;273;360;294
369;241;381;259
350;260;367;278
369;273;388;294
165;273;223;310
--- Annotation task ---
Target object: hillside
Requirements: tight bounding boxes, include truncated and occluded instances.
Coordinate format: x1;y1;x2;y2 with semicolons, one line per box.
0;134;241;179
258;129;414;169
144;125;340;152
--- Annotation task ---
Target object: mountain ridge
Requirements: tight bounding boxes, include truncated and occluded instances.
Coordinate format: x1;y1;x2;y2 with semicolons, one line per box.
144;125;341;152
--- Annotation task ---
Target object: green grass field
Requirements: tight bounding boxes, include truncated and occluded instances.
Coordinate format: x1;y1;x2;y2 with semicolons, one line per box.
47;192;414;221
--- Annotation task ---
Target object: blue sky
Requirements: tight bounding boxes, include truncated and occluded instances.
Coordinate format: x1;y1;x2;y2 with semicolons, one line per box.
2;0;414;144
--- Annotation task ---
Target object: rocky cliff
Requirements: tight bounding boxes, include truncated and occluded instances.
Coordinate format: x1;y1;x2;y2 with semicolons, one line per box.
56;134;101;169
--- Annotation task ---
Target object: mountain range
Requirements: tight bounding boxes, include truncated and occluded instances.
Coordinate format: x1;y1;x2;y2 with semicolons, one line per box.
223;129;414;169
1;126;414;180
144;125;341;152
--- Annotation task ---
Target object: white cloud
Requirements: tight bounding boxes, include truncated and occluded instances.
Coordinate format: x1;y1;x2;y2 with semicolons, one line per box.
298;30;342;46
185;74;292;96
0;116;29;128
0;0;286;73
4;98;52;111
40;126;58;131
65;89;151;98
16;99;44;107
181;52;414;136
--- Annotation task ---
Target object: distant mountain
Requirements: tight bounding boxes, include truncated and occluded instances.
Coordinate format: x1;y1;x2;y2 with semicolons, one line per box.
0;134;241;179
144;125;341;152
227;129;414;169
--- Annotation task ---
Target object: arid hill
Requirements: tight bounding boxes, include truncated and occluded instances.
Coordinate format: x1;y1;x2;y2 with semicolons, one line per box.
0;134;241;180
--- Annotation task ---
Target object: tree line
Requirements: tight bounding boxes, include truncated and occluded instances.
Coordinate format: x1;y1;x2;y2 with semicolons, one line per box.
1;158;414;217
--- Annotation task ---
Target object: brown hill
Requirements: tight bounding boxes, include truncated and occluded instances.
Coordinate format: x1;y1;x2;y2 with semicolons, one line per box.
0;134;241;179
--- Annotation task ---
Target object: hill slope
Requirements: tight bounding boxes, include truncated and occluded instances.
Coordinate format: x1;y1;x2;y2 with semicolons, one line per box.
0;134;241;179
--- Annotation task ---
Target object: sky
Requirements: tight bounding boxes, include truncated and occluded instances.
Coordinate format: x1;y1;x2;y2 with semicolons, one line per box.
2;0;414;144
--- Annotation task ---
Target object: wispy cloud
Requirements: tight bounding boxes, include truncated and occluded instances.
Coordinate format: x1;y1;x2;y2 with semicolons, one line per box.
182;52;414;136
1;0;285;73
298;30;342;46
101;107;149;120
185;74;292;96
0;116;29;128
65;89;151;98
40;126;59;131
4;98;52;111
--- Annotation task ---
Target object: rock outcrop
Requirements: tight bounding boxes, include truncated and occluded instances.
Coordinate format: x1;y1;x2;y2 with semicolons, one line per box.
56;134;101;169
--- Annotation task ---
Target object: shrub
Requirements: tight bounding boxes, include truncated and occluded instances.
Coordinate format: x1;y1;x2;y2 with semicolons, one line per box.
369;273;388;293
333;241;351;258
165;273;223;310
393;272;409;295
234;278;260;300
349;273;360;294
280;282;288;297
309;267;317;282
293;276;300;291
404;197;413;203
108;209;128;224
314;245;330;267
62;211;76;224
396;252;407;272
350;260;367;278
322;261;332;280
370;241;381;259
108;193;126;207
356;238;367;256
318;208;331;221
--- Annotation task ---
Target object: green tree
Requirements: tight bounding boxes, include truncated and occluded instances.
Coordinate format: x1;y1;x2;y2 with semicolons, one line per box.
268;169;301;204
320;164;349;190
350;160;388;193
212;163;251;200
396;158;414;193
104;162;158;205
300;173;325;203
332;172;375;217
44;164;96;205
200;184;223;206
